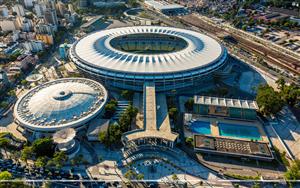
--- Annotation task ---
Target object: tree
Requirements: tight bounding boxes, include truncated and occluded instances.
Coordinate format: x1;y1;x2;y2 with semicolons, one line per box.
124;169;136;180
185;137;194;147
32;138;55;158
0;138;10;158
285;160;300;182
0;171;12;180
137;173;144;180
121;90;134;100
256;84;284;115
98;131;107;143
104;100;118;118
21;80;28;86
184;98;194;112
172;174;179;181
7;90;16;97
47;151;68;169
242;25;247;31
0;101;9;109
168;107;178;123
118;105;138;132
21;146;33;164
276;77;285;91
35;156;48;168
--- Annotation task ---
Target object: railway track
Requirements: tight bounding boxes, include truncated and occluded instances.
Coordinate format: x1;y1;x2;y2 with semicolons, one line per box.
178;15;300;76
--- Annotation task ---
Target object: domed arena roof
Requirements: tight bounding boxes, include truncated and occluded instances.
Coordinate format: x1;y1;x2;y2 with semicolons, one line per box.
14;78;108;132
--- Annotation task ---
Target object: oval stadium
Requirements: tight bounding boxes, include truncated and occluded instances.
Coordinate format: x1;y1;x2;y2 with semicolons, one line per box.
70;26;229;91
14;78;108;133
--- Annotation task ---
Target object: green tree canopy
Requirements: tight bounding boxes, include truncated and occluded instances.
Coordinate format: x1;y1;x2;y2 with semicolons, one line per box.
121;90;134;100
285;160;300;181
256;84;284;115
21;146;33;163
0;171;12;180
47;151;68;169
104;100;118;118
32;138;55;157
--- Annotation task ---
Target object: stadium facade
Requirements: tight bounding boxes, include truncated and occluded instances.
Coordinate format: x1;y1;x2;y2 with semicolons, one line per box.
70;26;229;92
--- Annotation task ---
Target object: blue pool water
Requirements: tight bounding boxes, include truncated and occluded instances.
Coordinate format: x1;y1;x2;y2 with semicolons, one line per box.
190;121;211;135
218;123;262;141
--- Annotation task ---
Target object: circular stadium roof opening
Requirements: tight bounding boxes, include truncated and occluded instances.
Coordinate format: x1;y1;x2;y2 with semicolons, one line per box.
109;33;188;54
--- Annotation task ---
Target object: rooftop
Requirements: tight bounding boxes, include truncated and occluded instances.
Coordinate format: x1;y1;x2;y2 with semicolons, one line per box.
194;135;273;160
194;96;258;110
14;78;108;132
145;0;185;10
72;26;225;74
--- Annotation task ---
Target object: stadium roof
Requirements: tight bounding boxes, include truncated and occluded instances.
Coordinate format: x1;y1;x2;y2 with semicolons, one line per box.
145;0;184;10
194;96;259;110
72;26;225;74
14;78;108;132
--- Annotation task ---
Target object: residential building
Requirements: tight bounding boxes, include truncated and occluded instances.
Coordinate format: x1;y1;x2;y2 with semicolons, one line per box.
44;9;58;25
0;5;9;18
34;3;47;18
23;40;44;52
0;18;17;32
12;4;25;17
24;0;34;8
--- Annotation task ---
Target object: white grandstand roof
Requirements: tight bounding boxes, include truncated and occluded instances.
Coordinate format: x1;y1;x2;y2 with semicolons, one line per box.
145;0;184;10
14;78;108;132
72;26;224;74
194;96;258;110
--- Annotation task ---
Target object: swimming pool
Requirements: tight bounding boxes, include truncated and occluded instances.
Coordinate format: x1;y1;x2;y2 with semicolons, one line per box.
190;121;211;135
218;123;262;141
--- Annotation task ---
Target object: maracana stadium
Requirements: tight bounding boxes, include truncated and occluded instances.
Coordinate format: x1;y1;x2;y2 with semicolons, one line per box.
70;26;229;92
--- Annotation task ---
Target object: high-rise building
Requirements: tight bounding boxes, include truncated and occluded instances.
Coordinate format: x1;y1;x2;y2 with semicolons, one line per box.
34;23;55;44
24;0;34;8
0;5;9;18
44;8;58;25
34;3;47;18
79;0;88;8
0;69;9;92
0;18;17;32
12;4;25;17
16;17;33;32
56;1;66;17
59;43;70;60
68;4;74;14
23;40;44;52
35;23;54;35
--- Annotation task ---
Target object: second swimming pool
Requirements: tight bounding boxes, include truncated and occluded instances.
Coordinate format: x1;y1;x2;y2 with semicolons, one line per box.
218;122;262;141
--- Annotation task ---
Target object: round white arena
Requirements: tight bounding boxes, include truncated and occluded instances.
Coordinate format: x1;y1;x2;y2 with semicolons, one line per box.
70;26;229;92
14;78;108;132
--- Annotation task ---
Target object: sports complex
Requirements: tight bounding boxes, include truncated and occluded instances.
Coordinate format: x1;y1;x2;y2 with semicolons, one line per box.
70;26;229;92
14;78;108;134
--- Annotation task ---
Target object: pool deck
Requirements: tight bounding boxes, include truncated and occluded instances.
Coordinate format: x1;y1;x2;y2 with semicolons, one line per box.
210;121;219;137
184;114;269;143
